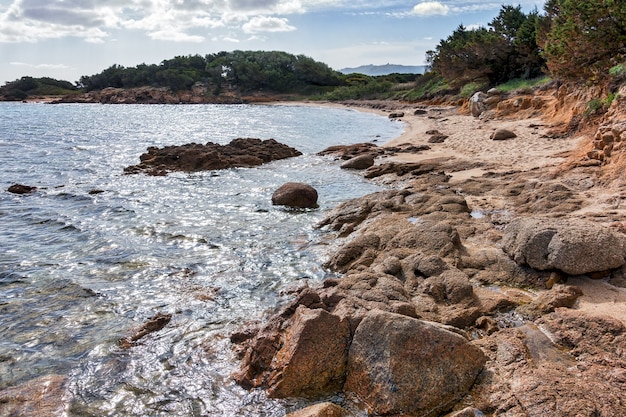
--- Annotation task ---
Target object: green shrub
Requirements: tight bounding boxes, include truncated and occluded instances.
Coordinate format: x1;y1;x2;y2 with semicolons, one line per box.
586;98;603;115
459;81;488;98
603;92;618;108
406;72;452;100
322;80;394;101
496;76;551;93
585;92;621;116
609;64;626;79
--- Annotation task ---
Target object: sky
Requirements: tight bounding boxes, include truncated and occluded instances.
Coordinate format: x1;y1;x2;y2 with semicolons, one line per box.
0;0;546;85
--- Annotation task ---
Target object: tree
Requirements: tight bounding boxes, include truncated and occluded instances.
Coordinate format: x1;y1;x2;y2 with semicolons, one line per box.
541;0;626;81
429;25;512;85
490;5;527;41
77;51;344;94
514;9;546;79
426;5;546;87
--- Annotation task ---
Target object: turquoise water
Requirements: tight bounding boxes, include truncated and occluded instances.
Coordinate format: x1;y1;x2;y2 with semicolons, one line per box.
0;102;402;416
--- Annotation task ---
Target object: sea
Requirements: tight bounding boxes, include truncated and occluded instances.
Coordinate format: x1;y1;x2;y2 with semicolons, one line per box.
0;102;404;416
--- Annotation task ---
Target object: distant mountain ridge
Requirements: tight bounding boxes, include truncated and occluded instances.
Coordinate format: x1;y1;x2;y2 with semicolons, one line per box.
339;64;427;76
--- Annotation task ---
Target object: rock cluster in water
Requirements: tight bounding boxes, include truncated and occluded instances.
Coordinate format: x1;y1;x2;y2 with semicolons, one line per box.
124;138;302;176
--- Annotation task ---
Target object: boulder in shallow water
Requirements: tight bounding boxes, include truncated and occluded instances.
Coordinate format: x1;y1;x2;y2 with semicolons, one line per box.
272;182;318;209
340;154;375;170
266;306;350;398
8;184;37;194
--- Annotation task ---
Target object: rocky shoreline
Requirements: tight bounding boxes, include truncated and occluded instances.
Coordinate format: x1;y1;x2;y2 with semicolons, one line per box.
3;86;626;416
232;87;626;416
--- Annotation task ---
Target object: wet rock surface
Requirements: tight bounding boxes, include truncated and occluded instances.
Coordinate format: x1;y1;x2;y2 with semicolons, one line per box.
286;402;347;417
0;375;68;417
119;312;172;348
124;138;302;175
340;154;375;170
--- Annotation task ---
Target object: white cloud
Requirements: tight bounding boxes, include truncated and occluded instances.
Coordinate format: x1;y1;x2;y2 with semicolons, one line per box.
242;16;295;33
148;29;205;42
0;0;303;43
10;61;70;69
465;23;483;31
411;1;450;16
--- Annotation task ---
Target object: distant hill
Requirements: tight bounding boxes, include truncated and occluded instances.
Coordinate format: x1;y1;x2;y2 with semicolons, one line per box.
340;64;427;76
0;76;78;100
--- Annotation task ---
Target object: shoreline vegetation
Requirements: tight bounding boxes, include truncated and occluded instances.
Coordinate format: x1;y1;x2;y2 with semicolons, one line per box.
3;1;626;415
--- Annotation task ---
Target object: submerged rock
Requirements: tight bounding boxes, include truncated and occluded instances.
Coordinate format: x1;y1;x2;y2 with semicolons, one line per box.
0;374;67;417
119;312;172;348
286;402;347;417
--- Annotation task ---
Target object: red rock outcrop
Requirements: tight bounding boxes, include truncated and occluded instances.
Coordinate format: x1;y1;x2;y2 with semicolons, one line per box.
345;310;485;416
124;138;302;175
233;86;626;416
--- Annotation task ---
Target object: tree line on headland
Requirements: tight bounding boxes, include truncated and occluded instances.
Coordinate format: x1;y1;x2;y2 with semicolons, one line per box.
1;0;624;102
